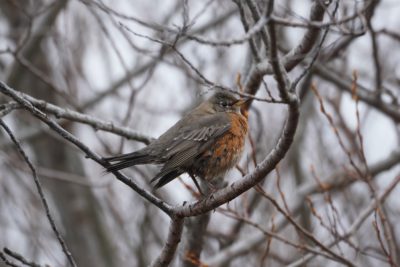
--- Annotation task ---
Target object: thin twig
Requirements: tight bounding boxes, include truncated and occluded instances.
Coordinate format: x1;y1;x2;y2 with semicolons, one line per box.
0;80;173;216
0;251;21;267
289;174;400;266
3;248;42;267
0;120;77;267
255;185;357;267
2;87;152;144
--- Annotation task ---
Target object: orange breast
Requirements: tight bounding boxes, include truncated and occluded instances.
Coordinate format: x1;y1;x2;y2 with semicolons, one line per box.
193;113;248;181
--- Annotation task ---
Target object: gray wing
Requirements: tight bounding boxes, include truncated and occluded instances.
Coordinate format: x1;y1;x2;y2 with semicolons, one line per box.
150;113;231;188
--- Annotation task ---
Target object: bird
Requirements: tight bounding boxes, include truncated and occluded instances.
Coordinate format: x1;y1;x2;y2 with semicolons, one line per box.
104;90;250;191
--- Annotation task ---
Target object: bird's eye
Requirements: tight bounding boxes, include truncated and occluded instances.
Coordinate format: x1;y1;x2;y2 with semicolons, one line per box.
219;101;229;108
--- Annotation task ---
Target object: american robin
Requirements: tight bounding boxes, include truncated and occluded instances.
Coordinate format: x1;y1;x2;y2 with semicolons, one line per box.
104;90;250;190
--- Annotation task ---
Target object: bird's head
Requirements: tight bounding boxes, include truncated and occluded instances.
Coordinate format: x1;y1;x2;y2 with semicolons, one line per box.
207;91;250;115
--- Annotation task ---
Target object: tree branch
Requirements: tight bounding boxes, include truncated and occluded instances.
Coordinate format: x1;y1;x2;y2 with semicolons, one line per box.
313;64;400;122
0;80;173;216
150;216;185;267
206;149;400;266
1;88;152;144
0;120;77;267
288;174;400;267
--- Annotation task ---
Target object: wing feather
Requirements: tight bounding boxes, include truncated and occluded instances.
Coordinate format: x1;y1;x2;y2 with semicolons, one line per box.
150;113;231;186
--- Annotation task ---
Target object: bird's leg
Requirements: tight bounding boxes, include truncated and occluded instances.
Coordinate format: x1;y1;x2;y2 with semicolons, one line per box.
207;175;227;192
189;173;204;196
205;180;217;192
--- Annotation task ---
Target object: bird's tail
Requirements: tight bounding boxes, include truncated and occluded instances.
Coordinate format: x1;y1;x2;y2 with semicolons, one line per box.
150;169;184;189
103;151;156;173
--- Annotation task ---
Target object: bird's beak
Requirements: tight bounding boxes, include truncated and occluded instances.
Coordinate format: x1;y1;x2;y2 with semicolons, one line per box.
233;98;251;107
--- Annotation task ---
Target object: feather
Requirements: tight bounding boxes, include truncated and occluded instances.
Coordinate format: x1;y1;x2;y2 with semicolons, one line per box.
104;112;233;188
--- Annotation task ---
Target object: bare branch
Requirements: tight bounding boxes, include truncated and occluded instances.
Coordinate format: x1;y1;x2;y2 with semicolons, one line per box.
150;216;185;267
289;175;400;267
313;64;400;122
0;80;173;216
2;87;153;144
173;97;299;217
0;120;77;267
3;248;43;267
207;149;400;266
243;0;328;104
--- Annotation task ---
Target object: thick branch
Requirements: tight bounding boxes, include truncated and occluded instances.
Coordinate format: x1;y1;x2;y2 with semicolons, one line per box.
174;97;299;217
244;0;327;104
7;1;68;86
150;216;184;267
